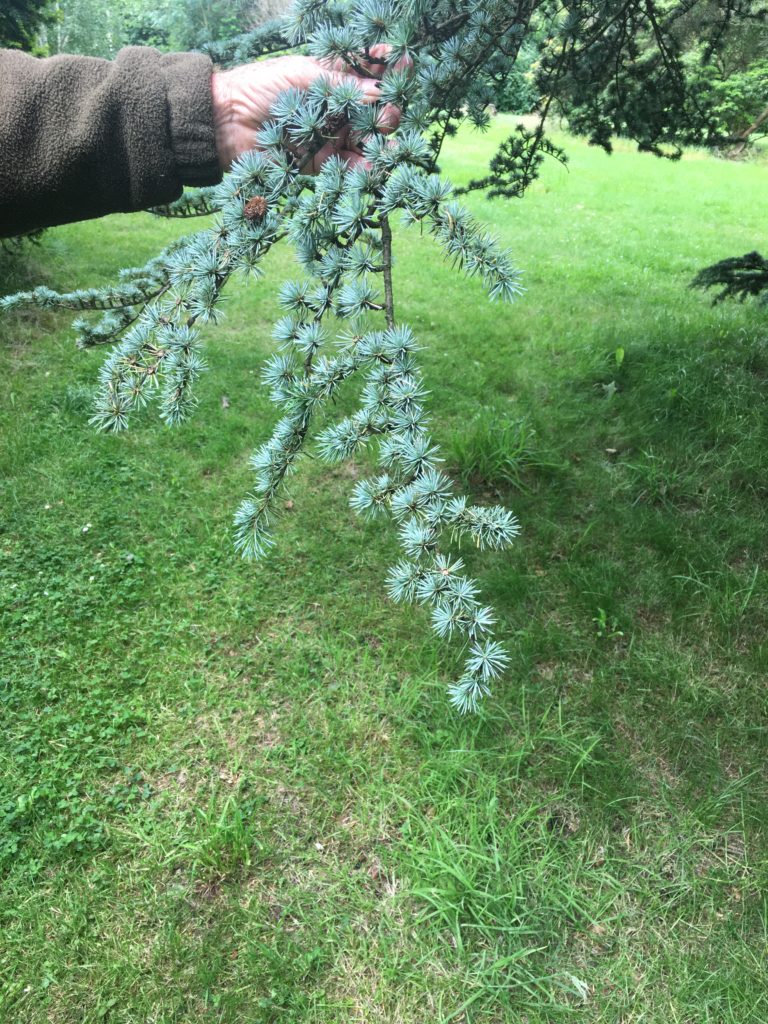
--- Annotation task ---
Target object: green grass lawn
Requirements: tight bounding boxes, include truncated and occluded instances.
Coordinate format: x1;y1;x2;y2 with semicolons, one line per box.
2;119;767;1023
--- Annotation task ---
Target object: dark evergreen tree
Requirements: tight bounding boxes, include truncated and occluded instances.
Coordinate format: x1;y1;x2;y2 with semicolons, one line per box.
533;0;767;157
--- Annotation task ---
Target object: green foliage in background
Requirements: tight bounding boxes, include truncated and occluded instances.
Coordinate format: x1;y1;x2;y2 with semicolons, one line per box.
538;0;768;155
493;42;539;114
689;59;768;143
0;0;52;50
39;0;289;58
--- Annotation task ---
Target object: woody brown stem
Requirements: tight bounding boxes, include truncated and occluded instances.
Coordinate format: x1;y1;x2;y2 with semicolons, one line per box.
381;213;395;329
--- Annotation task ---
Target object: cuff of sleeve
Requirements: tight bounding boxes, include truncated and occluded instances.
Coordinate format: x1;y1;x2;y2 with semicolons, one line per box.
159;51;222;187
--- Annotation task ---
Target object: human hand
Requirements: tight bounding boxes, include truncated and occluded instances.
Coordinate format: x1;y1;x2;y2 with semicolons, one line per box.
211;50;402;174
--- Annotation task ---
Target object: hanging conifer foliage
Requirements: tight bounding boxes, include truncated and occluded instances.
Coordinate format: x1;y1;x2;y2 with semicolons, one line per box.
3;1;541;711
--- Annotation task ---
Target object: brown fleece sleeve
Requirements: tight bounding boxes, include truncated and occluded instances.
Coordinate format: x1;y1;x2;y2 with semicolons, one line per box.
0;46;222;238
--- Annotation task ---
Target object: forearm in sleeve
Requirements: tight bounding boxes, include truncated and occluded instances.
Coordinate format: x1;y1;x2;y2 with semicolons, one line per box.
0;46;222;238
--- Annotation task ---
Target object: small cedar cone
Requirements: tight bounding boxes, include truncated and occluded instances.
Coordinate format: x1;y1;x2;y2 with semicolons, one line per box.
244;195;268;221
324;112;346;133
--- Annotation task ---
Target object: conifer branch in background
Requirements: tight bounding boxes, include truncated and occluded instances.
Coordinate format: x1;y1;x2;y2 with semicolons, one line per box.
199;17;292;67
149;188;221;219
691;251;768;305
0;227;46;255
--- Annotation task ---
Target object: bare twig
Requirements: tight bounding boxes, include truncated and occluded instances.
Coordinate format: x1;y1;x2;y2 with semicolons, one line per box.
380;214;396;329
